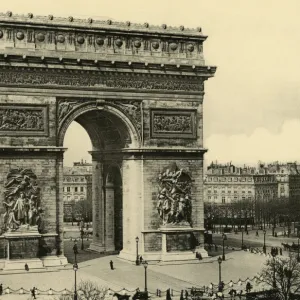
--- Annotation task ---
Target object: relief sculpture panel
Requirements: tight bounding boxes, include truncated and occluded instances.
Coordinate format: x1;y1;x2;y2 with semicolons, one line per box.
0;105;48;136
156;162;193;227
151;109;197;139
2;168;43;234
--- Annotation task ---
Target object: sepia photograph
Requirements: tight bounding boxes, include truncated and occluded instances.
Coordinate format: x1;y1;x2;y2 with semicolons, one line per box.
0;0;299;299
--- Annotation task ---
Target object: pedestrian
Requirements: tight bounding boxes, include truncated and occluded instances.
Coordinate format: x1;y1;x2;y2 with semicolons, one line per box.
25;263;29;271
31;287;36;299
185;290;188;299
110;260;114;270
0;284;3;295
139;255;143;264
280;248;283;255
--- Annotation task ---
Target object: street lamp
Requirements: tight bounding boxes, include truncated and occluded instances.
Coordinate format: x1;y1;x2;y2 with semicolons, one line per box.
73;262;78;300
271;250;277;289
143;260;148;292
222;233;227;261
135;236;139;266
263;230;266;254
217;256;222;286
241;228;244;250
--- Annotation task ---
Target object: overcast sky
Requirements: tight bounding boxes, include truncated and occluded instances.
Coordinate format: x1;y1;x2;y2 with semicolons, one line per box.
5;0;300;166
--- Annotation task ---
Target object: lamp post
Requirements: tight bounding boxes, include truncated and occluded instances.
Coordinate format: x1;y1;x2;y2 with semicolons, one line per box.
222;233;226;261
241;228;244;250
143;260;148;292
135;236;139;266
217;256;222;286
73;262;78;300
271;250;277;288
263;230;266;254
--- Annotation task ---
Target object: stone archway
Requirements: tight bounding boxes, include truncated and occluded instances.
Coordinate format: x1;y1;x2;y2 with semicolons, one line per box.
0;12;216;267
59;102;139;253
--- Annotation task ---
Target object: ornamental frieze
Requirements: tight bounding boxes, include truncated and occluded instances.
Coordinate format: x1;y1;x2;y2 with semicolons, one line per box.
0;105;48;136
150;109;197;139
0;68;204;92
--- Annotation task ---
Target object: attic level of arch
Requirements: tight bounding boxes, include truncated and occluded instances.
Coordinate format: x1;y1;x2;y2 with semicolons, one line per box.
0;16;215;71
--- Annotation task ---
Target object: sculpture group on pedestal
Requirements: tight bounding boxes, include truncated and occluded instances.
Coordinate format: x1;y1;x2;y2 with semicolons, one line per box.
2;168;42;233
156;163;192;226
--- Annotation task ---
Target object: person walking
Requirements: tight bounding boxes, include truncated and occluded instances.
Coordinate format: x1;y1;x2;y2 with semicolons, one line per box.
25;263;29;271
0;284;3;295
31;287;36;299
110;260;114;270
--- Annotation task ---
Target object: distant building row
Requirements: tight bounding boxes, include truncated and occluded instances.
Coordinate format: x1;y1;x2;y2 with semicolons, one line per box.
204;161;300;204
63;160;92;203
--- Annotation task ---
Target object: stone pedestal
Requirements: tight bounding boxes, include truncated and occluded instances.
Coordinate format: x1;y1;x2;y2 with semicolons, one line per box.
2;231;68;270
3;231;44;270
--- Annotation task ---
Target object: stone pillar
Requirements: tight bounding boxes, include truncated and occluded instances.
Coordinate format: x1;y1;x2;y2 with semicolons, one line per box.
89;153;105;252
105;181;115;251
56;152;64;256
119;156;142;261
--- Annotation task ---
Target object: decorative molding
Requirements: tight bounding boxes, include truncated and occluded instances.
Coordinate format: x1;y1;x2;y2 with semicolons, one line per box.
0;105;48;136
113;101;142;134
0;67;204;92
150;109;197;139
0;12;205;36
57;99;142;147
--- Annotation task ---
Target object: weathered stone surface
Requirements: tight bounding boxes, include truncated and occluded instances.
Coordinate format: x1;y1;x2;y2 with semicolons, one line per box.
0;13;215;262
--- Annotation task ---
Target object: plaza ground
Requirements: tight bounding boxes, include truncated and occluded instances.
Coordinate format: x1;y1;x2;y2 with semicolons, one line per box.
1;226;299;299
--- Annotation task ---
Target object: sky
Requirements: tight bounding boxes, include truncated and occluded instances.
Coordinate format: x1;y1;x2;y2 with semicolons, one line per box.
5;0;300;166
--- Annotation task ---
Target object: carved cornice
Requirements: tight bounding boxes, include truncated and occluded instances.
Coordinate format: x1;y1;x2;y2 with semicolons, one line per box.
0;12;208;65
0;66;205;92
0;12;206;37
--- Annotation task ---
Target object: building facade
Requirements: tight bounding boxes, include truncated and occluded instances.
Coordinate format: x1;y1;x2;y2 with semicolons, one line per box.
204;162;277;204
63;160;92;203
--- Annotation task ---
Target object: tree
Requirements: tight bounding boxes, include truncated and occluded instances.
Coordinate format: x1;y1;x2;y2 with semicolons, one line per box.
58;280;109;300
259;254;300;300
73;199;92;222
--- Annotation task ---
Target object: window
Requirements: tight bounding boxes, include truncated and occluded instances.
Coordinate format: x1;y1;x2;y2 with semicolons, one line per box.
214;190;217;194
208;196;211;200
67;187;70;192
228;191;231;194
234;191;237;194
214;196;217;200
222;197;225;204
234;196;238;201
242;190;245;194
75;187;78;192
242;196;245;201
248;191;252;194
80;187;84;192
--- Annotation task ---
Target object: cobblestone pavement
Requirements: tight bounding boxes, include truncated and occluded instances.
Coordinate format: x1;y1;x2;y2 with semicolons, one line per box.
0;250;271;299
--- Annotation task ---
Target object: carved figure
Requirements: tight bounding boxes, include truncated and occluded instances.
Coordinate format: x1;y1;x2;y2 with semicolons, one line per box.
58;101;78;121
0;108;44;131
153;114;192;133
157;163;193;226
2;168;42;232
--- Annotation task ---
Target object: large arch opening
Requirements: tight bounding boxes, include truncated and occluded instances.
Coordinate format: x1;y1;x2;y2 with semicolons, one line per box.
60;104;139;254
